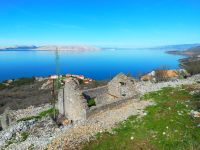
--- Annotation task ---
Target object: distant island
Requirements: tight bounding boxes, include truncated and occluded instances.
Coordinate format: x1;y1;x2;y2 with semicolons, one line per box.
0;45;101;51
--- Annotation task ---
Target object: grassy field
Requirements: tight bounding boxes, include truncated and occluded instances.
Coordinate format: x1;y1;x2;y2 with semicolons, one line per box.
82;85;200;150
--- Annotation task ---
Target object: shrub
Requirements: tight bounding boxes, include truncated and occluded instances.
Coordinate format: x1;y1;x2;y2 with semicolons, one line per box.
87;98;96;107
182;60;200;75
154;66;170;82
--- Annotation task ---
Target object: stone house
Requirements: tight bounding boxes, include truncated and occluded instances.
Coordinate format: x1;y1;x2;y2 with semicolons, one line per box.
57;73;139;121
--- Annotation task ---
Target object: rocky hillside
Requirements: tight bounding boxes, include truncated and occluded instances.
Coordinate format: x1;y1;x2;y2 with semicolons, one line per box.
167;46;200;56
0;74;199;149
0;77;52;114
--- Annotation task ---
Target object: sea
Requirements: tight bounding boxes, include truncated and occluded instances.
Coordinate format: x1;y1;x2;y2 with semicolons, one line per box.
0;48;184;81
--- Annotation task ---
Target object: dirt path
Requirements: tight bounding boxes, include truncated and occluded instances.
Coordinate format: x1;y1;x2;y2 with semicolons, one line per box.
47;99;153;150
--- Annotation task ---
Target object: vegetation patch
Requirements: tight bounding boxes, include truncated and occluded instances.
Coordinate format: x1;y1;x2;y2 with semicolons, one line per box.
181;60;200;75
21;132;29;141
9;77;35;88
0;83;7;90
0;77;35;91
4;134;18;148
17;108;58;122
87;98;96;107
82;86;200;150
4;132;29;148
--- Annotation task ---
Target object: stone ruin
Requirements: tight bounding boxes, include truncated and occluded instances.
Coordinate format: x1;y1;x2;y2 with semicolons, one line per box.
0;107;12;130
57;73;139;121
57;78;88;121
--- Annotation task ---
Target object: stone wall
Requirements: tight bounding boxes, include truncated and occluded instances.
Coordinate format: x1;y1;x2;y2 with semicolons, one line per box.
0;104;52;130
82;86;108;105
86;95;138;119
0;107;12;130
57;78;88;121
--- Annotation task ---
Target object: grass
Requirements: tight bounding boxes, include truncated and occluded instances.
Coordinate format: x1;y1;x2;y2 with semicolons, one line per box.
5;139;16;148
82;86;200;150
4;132;29;148
21;132;29;141
17;108;58;122
87;98;96;107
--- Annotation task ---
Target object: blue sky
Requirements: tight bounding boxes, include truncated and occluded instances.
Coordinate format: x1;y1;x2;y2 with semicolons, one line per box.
0;0;200;47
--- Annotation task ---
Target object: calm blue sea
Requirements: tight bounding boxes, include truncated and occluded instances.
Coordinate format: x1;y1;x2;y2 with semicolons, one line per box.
0;49;184;81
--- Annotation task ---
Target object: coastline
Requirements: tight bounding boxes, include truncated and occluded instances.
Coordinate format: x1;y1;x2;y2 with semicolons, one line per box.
166;47;200;74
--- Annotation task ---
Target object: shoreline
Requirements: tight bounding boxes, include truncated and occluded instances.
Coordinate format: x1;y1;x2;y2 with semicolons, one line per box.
166;47;200;73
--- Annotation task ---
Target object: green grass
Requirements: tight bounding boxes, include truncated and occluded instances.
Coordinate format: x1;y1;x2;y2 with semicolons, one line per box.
82;86;200;150
21;132;29;141
4;132;29;148
87;98;96;107
17;108;58;122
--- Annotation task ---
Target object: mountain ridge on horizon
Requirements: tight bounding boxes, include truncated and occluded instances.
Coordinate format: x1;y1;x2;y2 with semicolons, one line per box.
0;43;200;51
0;45;100;51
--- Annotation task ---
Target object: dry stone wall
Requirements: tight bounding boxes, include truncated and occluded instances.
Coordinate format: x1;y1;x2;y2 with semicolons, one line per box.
82;86;108;105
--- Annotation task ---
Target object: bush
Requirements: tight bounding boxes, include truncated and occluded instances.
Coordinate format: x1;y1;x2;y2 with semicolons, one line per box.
154;66;170;82
182;60;200;75
87;98;96;107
